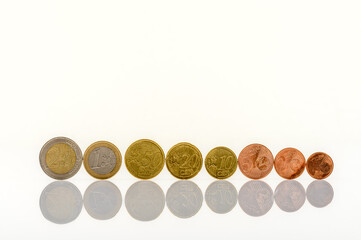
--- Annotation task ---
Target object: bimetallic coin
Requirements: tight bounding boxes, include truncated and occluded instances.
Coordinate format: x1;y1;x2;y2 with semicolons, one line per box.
166;180;203;218
125;181;165;221
39;137;82;180
166;142;203;179
84;141;121;179
205;146;237;179
238;144;274;179
238;180;273;217
306;180;334;208
39;181;83;224
205;180;237;214
274;148;306;179
274;180;305;212
306;152;334;179
84;181;122;220
125;139;165;179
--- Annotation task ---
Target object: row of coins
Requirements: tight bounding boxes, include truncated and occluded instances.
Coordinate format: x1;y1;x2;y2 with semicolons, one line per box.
41;180;333;223
39;137;334;180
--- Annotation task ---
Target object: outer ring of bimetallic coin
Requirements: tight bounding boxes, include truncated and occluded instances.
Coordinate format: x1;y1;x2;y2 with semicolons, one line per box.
39;137;83;180
237;143;274;180
83;141;122;179
125;139;165;179
274;147;306;179
166;142;203;180
306;152;334;179
205;146;237;179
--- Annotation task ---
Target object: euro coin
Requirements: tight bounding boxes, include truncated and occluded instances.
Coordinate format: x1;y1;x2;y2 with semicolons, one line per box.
205;146;237;179
274;147;305;179
39;137;82;180
306;152;333;179
83;141;122;179
166;142;203;179
125;139;165;179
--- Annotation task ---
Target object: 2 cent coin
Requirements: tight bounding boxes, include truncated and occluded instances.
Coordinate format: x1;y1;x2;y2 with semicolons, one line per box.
274;148;305;179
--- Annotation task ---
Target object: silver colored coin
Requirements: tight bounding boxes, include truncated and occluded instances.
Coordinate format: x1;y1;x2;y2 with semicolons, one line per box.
125;181;165;221
238;180;273;217
205;180;237;214
166;180;203;218
39;181;83;224
39;137;82;180
274;180;305;212
88;147;117;175
84;181;122;220
306;180;334;208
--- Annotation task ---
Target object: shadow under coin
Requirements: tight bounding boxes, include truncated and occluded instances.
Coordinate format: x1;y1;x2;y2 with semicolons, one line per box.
205;180;237;214
39;181;82;224
307;180;334;208
238;180;273;217
125;181;165;221
166;180;203;218
274;180;305;212
84;181;122;220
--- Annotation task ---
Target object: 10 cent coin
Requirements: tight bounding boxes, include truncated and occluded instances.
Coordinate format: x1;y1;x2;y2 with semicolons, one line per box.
205;146;237;179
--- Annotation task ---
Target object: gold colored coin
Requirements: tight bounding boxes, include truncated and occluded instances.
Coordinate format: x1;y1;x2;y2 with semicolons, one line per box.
205;146;237;179
125;139;165;179
166;142;203;179
45;143;77;174
83;141;122;179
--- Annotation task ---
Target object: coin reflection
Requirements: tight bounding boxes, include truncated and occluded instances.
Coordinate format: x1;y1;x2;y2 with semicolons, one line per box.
125;181;165;221
274;180;305;212
238;180;273;217
39;181;82;224
166;180;203;218
84;181;122;220
205;180;237;214
307;180;334;208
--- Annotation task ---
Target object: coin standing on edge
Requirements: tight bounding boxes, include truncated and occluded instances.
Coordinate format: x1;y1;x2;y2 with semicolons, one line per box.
274;147;306;179
125;139;165;179
205;146;237;179
83;141;122;179
306;152;334;179
39;137;83;180
238;144;274;179
166;142;203;179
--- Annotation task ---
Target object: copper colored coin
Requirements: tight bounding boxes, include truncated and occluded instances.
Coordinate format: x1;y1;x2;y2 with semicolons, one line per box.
274;148;305;179
238;144;274;179
306;152;333;179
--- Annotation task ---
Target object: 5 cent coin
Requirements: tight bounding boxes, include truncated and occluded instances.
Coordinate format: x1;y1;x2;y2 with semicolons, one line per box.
83;141;122;179
125;139;165;179
238;144;274;179
39;137;82;180
274;148;305;179
205;146;237;179
166;142;203;179
306;152;333;179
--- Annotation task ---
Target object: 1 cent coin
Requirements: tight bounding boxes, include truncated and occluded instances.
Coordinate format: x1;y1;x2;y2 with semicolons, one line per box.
274;148;305;179
39;137;82;180
238;144;274;179
306;152;333;179
205;146;237;179
166;142;203;179
125;139;165;179
83;141;122;179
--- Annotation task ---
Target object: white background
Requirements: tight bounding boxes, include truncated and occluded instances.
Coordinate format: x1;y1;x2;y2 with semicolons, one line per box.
1;0;360;239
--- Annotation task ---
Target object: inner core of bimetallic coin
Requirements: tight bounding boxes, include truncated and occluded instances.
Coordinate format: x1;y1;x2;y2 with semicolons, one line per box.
88;147;117;175
45;143;77;174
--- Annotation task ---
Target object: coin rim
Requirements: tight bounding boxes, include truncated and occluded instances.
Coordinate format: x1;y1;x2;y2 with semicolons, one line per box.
166;142;203;179
39;137;83;180
237;143;274;180
83;141;122;179
274;147;306;179
205;146;237;179
124;139;165;179
306;152;334;179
